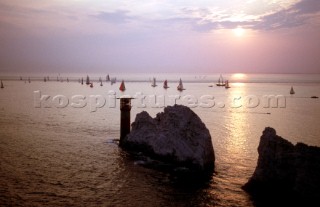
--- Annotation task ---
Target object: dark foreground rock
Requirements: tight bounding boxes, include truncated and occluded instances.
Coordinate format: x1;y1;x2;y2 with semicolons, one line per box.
243;127;320;200
121;105;215;173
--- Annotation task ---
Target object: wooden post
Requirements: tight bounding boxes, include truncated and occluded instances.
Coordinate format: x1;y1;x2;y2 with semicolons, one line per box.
120;98;132;146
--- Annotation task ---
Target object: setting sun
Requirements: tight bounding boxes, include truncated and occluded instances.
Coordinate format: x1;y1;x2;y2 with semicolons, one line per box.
233;27;245;37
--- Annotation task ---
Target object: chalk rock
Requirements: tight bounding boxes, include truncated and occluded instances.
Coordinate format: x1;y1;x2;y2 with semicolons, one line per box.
121;105;215;172
243;127;320;199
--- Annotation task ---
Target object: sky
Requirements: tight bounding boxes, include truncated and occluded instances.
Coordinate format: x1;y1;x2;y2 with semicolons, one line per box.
0;0;320;74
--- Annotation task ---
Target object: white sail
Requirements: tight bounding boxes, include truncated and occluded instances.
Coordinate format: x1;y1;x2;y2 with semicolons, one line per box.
216;74;226;86
86;75;90;85
151;77;157;87
163;80;169;89
177;78;185;91
225;80;230;89
111;78;117;85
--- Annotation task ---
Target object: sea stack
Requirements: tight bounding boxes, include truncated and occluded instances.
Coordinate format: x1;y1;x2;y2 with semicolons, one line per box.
121;105;215;173
243;127;320;200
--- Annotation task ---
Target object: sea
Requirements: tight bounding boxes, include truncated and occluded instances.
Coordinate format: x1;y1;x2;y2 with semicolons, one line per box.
0;73;319;207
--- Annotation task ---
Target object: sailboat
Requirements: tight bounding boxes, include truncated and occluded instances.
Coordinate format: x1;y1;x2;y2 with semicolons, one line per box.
100;80;103;86
177;78;185;91
90;83;93;88
81;77;84;85
86;75;90;85
44;77;47;82
106;74;110;82
1;80;4;89
225;80;230;89
111;78;117;85
151;77;157;87
163;80;169;89
290;86;295;95
216;74;226;86
28;77;31;83
119;80;126;91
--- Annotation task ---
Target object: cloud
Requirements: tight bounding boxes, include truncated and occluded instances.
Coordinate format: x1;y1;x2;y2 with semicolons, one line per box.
294;0;320;14
253;0;320;30
95;10;137;24
161;0;320;32
155;11;255;32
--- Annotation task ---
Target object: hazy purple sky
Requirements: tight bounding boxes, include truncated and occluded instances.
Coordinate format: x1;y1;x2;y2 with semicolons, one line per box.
0;0;320;73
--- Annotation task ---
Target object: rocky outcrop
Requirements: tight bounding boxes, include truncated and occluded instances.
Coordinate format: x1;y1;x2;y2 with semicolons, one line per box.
243;127;320;200
121;105;215;172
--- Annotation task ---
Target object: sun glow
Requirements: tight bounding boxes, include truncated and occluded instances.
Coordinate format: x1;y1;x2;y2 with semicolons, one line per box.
232;73;247;79
232;27;245;37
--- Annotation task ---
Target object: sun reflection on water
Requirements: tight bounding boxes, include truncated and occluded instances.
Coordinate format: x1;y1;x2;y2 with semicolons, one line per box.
226;85;249;156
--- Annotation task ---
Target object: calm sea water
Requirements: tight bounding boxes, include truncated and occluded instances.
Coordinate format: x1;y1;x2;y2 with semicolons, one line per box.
0;73;319;206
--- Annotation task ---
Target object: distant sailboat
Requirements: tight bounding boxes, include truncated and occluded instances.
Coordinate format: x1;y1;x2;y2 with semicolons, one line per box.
163;80;169;89
119;80;126;91
177;78;185;91
106;74;110;82
290;86;295;95
225;80;230;89
28;77;31;83
100;80;103;86
1;80;4;89
111;78;117;85
86;75;90;85
90;83;93;88
151;77;157;87
67;78;69;82
81;77;84;85
216;74;226;86
44;77;47;82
